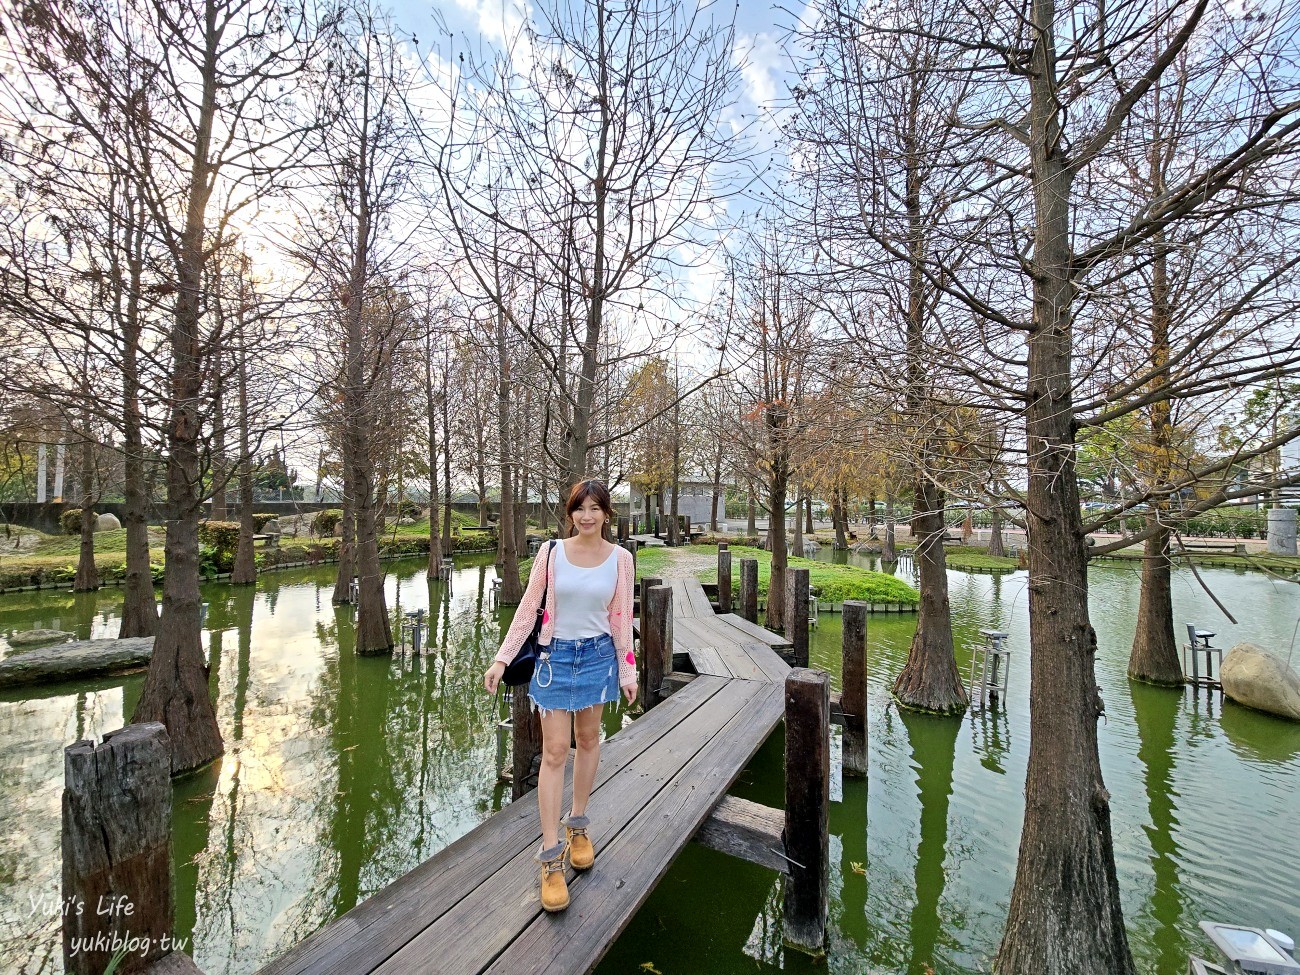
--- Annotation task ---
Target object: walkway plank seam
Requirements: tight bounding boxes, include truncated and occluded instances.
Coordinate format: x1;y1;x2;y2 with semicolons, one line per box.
254;575;794;975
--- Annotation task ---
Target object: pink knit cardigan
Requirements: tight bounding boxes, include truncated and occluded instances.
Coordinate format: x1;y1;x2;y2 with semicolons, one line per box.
494;541;638;689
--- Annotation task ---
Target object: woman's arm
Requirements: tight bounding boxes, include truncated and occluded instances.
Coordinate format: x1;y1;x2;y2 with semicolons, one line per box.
611;548;636;689
494;545;550;666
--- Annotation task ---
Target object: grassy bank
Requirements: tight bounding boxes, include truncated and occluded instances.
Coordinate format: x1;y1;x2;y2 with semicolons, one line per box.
0;516;499;592
633;544;919;605
942;546;1021;572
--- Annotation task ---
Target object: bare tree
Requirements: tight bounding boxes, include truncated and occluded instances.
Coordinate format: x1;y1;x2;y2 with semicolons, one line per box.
429;0;748;486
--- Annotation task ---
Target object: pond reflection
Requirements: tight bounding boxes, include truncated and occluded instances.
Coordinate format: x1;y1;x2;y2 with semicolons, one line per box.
0;556;1297;975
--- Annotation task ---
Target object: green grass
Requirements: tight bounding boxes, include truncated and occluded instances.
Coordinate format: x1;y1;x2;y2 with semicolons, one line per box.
647;544;919;605
942;546;1021;571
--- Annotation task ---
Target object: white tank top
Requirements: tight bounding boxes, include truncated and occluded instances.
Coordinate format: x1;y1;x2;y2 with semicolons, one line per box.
551;540;618;640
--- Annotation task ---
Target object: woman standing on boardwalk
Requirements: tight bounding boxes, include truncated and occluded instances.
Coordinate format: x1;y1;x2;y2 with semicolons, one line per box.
483;479;638;913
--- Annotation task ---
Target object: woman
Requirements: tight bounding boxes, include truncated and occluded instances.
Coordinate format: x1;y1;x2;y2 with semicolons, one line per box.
482;479;638;913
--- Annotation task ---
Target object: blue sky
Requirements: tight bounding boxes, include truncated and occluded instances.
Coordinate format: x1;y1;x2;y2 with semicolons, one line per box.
385;0;794;137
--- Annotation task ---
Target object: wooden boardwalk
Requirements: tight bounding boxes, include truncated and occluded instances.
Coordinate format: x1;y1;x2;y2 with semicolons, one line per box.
255;577;794;975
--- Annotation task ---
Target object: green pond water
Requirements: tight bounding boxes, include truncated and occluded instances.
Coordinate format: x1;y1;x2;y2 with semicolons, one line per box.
1;552;1297;975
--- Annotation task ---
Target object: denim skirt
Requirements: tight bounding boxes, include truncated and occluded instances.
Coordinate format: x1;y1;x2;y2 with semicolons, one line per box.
528;632;621;714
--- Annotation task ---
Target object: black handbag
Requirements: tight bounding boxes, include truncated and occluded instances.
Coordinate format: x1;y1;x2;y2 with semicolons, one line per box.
502;541;554;686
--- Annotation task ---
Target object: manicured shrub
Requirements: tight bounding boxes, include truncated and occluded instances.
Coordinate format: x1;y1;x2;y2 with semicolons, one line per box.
197;521;240;572
60;508;84;535
313;509;344;535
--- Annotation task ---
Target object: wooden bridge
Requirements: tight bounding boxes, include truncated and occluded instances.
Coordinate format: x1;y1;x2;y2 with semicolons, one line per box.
247;557;866;975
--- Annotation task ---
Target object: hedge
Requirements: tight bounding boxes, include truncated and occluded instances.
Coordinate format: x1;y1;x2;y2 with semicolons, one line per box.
313;509;344;535
60;508;84;535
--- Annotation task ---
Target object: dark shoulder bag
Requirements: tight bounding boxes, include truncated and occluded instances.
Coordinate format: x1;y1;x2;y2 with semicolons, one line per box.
502;541;555;686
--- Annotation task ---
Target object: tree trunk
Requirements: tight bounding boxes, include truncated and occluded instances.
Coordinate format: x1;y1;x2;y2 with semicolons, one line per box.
996;24;1135;967
131;31;224;776
883;498;897;562
496;308;523;603
833;490;848;550
231;307;256;586
747;491;757;535
1128;213;1181;685
442;368;454;552
333;477;356;603
1129;520;1181;684
764;408;789;631
893;113;963;715
805;494;814;534
792;484;804;555
74;432;98;592
989;505;1006;558
425;333;443;580
120;436;157;637
119;222;157;636
893;477;965;713
210;347;227;523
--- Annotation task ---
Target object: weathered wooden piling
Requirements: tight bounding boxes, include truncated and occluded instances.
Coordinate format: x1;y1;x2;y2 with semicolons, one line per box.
640;574;662;635
840;600;868;777
740;558;759;623
783;669;829;956
785;567;810;668
717;544;733;614
617;516;629;542
511;691;543;799
63;723;173;975
642;585;674;709
621;538;638;566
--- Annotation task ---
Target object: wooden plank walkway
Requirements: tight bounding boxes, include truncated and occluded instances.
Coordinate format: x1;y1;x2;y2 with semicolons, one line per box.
254;575;795;975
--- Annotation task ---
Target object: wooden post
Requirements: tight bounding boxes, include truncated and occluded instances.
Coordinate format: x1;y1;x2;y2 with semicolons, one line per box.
617;515;629;542
63;723;173;975
785;567;810;668
784;669;829;956
512;690;543;800
643;585;674;709
684;514;692;543
841;600;868;777
640;575;662;696
740;558;758;623
622;539;638;567
718;546;733;614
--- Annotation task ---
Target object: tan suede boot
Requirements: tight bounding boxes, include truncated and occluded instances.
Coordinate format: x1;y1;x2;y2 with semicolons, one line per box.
536;842;569;912
564;814;594;871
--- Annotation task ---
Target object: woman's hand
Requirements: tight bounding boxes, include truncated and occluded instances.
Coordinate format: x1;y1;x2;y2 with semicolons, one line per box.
484;661;506;694
622;682;638;705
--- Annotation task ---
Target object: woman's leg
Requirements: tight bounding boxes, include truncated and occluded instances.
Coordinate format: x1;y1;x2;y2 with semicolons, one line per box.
570;703;604;818
537;707;573;849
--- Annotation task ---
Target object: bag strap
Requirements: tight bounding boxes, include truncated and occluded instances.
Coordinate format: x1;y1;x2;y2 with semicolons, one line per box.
536;541;555;617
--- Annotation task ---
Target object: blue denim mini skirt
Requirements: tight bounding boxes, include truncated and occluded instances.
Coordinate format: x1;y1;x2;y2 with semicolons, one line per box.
528;632;621;714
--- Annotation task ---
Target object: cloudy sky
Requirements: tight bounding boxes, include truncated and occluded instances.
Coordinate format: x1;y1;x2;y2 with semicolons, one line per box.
386;0;795;144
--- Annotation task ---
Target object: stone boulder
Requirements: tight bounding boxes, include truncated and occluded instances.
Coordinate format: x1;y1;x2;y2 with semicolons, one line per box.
800;540;821;557
95;512;122;532
8;628;76;647
261;518;281;534
1220;643;1300;722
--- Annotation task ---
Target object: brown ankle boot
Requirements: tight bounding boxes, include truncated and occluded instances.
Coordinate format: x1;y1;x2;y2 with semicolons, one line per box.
564;814;594;871
536;842;569;912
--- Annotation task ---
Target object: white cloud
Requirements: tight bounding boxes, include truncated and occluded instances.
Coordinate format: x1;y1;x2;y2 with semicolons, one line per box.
733;31;783;110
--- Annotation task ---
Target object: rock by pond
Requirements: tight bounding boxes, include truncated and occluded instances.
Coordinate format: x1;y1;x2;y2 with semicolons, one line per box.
1220;642;1300;721
0;636;154;688
7;628;75;647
